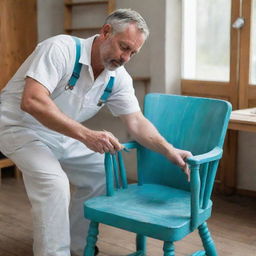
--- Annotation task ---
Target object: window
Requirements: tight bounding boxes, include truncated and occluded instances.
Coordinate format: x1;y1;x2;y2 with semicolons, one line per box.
182;0;231;81
181;0;256;109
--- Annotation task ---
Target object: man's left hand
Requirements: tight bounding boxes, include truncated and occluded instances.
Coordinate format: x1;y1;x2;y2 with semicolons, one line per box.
166;147;192;181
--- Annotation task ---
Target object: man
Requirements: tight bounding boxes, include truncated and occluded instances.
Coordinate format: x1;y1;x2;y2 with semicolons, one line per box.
0;9;191;256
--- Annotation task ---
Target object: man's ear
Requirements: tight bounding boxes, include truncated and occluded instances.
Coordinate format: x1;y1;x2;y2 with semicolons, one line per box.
101;24;112;38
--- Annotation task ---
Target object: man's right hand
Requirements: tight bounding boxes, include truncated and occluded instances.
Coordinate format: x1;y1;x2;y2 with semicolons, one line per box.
83;129;124;154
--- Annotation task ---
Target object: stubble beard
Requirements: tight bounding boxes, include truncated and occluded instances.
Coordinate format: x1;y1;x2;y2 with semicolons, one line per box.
103;59;124;71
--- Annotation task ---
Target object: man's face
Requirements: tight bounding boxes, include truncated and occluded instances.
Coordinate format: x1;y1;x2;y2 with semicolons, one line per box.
99;24;145;71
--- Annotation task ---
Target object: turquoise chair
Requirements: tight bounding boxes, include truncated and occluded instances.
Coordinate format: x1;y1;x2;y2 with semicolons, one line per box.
84;93;231;256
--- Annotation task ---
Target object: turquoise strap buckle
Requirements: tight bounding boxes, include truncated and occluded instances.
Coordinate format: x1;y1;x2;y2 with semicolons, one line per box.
97;76;115;106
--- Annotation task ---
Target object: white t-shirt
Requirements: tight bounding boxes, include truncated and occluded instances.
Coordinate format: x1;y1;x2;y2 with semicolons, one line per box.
0;34;140;130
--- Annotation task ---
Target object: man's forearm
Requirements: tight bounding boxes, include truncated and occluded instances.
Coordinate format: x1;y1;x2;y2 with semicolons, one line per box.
121;112;174;157
121;111;192;180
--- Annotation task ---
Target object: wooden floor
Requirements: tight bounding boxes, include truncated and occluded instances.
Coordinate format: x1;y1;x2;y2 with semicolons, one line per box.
0;178;256;256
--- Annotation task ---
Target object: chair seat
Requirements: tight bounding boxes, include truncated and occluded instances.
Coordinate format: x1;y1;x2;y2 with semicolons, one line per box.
84;184;212;241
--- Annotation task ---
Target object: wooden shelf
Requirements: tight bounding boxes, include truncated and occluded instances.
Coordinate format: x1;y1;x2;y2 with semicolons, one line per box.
65;27;101;33
65;1;108;7
64;0;115;35
133;77;150;82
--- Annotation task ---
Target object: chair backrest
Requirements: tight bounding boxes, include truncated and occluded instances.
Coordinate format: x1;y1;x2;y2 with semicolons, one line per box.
136;93;231;191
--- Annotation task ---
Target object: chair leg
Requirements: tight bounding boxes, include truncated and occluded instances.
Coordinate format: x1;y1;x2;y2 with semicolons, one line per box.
84;221;99;256
136;234;146;254
198;222;217;256
163;241;175;256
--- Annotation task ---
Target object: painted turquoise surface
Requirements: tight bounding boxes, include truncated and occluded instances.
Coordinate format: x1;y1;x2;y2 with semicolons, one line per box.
85;183;212;241
139;94;230;190
83;93;232;256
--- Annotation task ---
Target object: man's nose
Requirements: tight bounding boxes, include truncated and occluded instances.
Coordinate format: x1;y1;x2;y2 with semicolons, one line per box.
121;52;131;63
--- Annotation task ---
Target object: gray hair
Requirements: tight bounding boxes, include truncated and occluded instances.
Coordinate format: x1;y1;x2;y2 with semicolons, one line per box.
104;9;149;39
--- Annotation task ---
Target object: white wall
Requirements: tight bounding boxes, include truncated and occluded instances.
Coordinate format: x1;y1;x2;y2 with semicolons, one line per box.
36;0;256;191
165;0;182;94
37;0;64;42
237;133;256;191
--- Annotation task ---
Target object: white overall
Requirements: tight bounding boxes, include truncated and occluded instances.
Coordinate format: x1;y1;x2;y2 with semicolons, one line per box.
0;34;140;256
0;85;107;256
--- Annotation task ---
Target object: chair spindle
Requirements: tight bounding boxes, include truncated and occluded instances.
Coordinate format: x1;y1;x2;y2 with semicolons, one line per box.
199;162;209;208
190;164;200;230
105;153;114;196
117;151;128;189
202;160;219;209
112;154;120;189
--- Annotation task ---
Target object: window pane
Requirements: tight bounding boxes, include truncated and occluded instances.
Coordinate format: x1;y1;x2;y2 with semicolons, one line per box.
182;0;231;81
250;0;256;85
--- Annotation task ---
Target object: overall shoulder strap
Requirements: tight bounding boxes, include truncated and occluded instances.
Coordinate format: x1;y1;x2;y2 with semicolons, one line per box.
66;36;115;105
97;76;115;106
66;36;82;90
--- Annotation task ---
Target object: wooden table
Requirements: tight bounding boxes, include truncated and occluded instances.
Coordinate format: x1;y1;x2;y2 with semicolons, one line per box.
229;108;256;132
223;108;256;195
